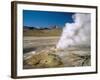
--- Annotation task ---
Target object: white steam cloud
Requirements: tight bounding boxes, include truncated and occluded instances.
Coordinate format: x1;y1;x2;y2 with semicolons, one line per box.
56;13;91;49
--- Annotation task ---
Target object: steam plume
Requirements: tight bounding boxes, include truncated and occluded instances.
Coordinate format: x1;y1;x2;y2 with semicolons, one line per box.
56;13;91;49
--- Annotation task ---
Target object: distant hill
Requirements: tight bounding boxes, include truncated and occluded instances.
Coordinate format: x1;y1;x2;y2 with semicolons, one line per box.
24;26;38;30
49;25;61;29
23;25;62;31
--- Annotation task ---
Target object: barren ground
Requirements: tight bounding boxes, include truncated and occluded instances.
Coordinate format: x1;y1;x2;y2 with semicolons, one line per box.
23;36;90;69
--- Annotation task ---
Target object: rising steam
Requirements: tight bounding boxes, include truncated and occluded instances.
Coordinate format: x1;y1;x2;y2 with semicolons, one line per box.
56;13;91;49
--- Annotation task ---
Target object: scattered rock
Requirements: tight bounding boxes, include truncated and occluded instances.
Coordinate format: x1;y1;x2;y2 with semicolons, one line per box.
24;50;63;68
23;47;91;69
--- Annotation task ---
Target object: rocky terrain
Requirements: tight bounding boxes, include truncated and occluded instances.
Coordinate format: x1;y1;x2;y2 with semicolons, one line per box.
23;36;90;69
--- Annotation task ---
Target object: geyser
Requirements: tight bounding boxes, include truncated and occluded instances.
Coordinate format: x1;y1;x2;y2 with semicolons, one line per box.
56;13;91;49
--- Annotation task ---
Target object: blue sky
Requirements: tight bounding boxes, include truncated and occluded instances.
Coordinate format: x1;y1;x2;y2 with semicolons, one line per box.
23;10;74;28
